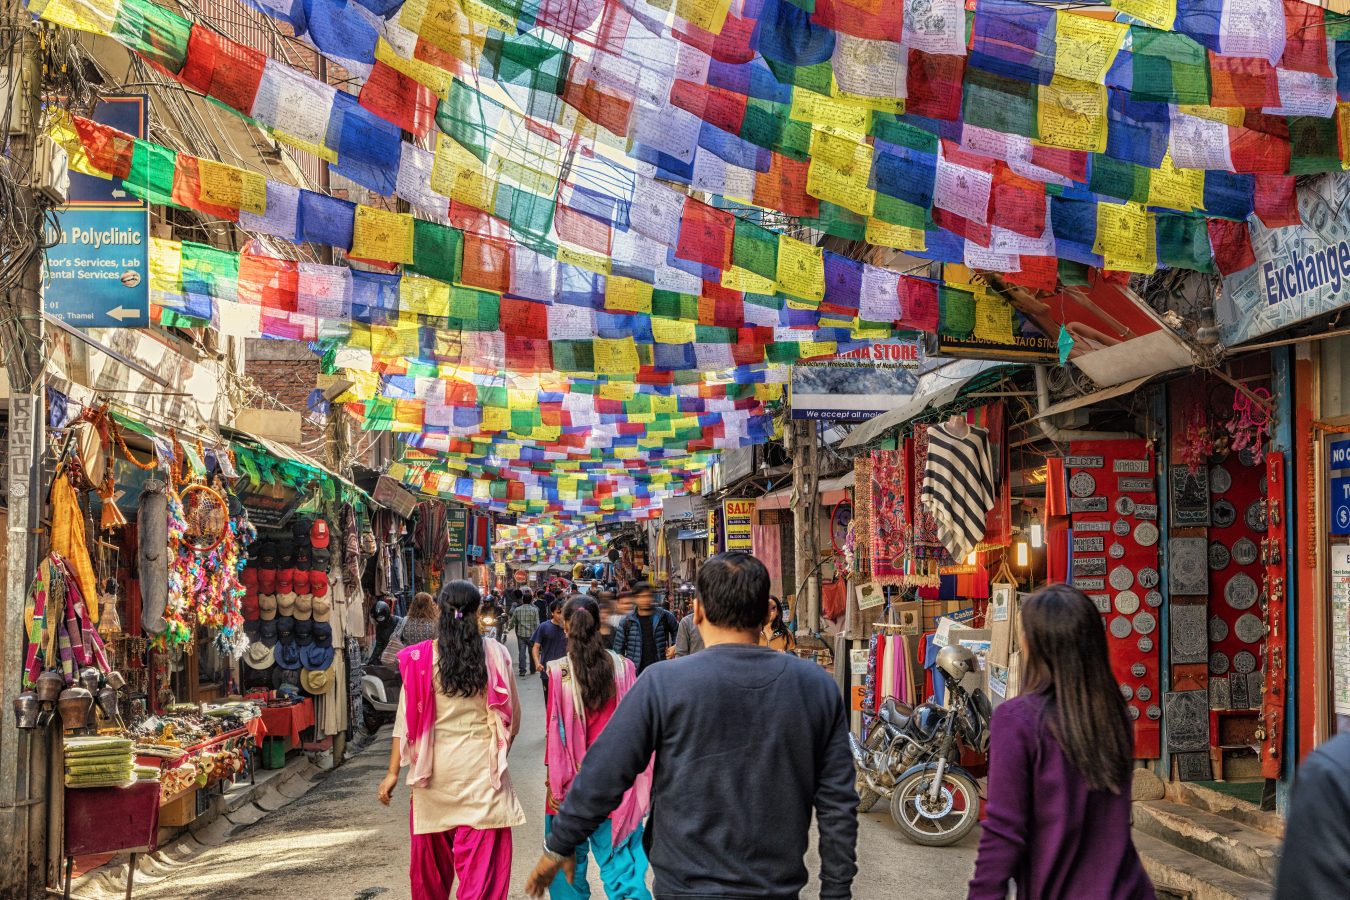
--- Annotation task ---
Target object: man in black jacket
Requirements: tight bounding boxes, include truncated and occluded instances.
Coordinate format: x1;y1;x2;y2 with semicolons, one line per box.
1275;731;1350;897
525;552;858;900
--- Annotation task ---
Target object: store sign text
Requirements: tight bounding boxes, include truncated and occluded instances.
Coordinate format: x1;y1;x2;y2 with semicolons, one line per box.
1261;241;1350;306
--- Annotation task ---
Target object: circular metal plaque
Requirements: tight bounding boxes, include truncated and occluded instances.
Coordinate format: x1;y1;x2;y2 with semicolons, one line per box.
1069;471;1097;498
1133;611;1157;635
1233;650;1257;675
1110;565;1135;591
1138;568;1160;590
1137;685;1152;702
1109;616;1133;639
1209;541;1231;571
1146;704;1162;720
1134;522;1159;548
1246;501;1268;533
1137;636;1154;653
1232;537;1258;566
1235;613;1266;644
1120;683;1134;701
1115;590;1141;615
1209;616;1229;643
1240;445;1262;467
1145;590;1163;608
1209;465;1232;495
1225;573;1259;610
1114;519;1131;536
1116;496;1136;516
1131;662;1147;678
1109;542;1126;559
1210;651;1231;675
1128;705;1141;720
1213;500;1237;528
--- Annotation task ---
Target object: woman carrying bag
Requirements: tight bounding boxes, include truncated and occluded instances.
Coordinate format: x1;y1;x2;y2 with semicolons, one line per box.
542;595;652;900
967;584;1155;900
378;581;525;900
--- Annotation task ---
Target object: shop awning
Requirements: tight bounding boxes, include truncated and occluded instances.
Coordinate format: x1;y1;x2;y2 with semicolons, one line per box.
838;360;1013;450
525;562;552;572
1035;376;1152;419
225;428;374;505
757;471;856;510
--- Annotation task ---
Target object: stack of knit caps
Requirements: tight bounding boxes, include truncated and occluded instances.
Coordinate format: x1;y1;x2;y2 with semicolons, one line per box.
64;735;135;788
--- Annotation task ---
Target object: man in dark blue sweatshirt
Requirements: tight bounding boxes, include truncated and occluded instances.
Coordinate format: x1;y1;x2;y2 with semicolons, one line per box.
525;552;858;900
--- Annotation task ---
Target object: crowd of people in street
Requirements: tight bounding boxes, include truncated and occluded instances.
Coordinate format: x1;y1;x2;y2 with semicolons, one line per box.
368;556;1350;900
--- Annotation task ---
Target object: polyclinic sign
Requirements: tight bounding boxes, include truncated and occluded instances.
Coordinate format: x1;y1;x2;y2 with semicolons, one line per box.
723;499;755;551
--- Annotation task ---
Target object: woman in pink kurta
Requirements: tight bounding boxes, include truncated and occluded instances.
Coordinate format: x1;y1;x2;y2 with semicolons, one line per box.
378;580;524;900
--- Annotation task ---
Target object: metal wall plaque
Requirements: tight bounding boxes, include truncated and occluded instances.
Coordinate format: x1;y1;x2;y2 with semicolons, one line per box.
1175;751;1213;782
1077;520;1111;532
1072;536;1105;553
1229;671;1250;709
1168;537;1209;596
1069;496;1109;513
1073;556;1107;576
1134;504;1159;520
1114;459;1151;473
1170;465;1212;527
1118;477;1155;493
1165;690;1211;752
1210;676;1231;710
1246;671;1263;707
1170;603;1208;664
1068;455;1104;468
1089;594;1111;613
1073;577;1105;591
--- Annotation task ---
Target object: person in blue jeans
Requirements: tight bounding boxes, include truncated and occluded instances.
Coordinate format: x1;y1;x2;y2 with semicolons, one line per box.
532;600;568;696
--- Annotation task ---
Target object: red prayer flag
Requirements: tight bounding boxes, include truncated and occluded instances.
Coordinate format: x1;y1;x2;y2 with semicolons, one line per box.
178;26;265;115
554;201;613;255
563;63;633;137
1280;0;1330;76
460;233;512;292
753;153;819;218
238;252;298;311
898;277;940;333
673;13;758;64
1208;219;1257;275
990;164;1046;238
811;0;903;42
72;116;134;178
1004;255;1058;292
1254;174;1301;228
170;155;241;222
670;80;748;135
1209;52;1280;109
675;198;734;271
359;61;436;138
906;50;965;121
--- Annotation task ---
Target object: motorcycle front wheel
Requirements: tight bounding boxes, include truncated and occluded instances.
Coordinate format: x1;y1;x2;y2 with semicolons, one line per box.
889;768;981;847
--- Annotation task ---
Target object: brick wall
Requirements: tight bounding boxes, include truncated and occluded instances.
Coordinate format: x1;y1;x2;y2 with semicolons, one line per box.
244;340;323;447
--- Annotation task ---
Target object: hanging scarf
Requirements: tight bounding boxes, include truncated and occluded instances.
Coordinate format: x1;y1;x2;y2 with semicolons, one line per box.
24;554;110;687
397;637;514;789
51;469;99;624
546;651;651;851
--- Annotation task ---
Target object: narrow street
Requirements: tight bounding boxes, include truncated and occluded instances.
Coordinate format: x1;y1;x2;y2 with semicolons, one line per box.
93;644;977;899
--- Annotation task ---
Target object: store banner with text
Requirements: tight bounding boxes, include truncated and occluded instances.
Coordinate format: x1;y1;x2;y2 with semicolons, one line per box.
723;499;755;552
790;340;922;421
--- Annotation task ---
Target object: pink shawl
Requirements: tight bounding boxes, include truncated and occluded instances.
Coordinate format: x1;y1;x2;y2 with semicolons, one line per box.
546;651;652;850
397;637;514;789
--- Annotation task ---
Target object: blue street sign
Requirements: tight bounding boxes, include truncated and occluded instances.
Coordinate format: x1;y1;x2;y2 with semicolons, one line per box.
1332;437;1350;471
1332;476;1350;535
45;95;150;327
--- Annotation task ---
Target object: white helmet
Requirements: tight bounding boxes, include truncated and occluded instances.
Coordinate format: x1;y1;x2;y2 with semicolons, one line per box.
936;644;977;683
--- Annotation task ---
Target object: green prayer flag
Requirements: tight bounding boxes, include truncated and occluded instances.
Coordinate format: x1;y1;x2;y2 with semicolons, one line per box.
408;219;463;284
732;220;779;280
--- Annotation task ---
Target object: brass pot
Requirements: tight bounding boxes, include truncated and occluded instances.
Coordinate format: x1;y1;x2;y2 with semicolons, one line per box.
56;688;93;727
104;670;126;691
13;692;40;729
34;671;64;703
95;686;120;721
79;667;101;696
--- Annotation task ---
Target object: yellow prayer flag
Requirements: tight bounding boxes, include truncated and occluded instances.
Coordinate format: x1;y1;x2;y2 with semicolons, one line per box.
375;37;455;98
798;341;837;359
47;109;106;179
866;218;926;251
605;276;653;314
415;0;489;72
270;126;338;164
149;238;182;293
593;337;640;374
1054;12;1128;84
393;400;424;432
1339;103;1350;170
1146;154;1204;213
1110;0;1175;30
973;292;1014;344
852;319;892;340
790;88;872;134
556;244;612;276
721;266;778;295
807;126;875;217
352;206;416;264
598;383;635;400
197;159;267;215
34;0;117;35
1178;104;1245;126
652;317;697;344
431;137;498;212
481;405;510;431
674;0;731;35
651;394;679;415
1094;202;1157;274
776;235;826;303
399;275;451;317
1036;76;1108;154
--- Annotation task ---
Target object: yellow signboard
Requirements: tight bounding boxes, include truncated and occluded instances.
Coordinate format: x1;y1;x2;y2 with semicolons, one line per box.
724;499;756;552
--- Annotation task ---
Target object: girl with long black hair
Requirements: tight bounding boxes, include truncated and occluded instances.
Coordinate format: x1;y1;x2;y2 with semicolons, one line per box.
378;580;524;900
541;595;652;900
968;583;1155;899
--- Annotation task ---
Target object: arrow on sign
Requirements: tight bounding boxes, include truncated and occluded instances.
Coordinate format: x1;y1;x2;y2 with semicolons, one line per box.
108;306;142;321
111;189;126;198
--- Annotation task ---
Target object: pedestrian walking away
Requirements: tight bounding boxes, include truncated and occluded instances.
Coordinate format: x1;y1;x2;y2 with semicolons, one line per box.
1274;730;1350;897
544;595;653;900
525;552;858;900
533;599;568;698
378;580;526;900
510;591;541;676
611;582;679;676
402;591;439;646
968;583;1155;900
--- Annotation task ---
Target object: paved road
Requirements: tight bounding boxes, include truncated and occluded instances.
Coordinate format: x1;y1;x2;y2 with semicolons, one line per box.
98;646;978;899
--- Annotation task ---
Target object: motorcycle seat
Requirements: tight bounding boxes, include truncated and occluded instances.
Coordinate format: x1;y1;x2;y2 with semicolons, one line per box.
878;697;913;730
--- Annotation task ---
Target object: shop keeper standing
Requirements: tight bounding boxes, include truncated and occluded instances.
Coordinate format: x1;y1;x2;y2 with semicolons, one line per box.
968;584;1155;900
378;581;525;900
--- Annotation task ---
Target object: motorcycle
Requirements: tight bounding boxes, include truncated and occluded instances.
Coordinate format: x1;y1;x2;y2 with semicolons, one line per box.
360;664;401;734
849;643;992;847
478;610;500;642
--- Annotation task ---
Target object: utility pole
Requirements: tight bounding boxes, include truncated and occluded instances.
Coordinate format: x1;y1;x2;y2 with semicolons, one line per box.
788;417;821;634
2;14;51;899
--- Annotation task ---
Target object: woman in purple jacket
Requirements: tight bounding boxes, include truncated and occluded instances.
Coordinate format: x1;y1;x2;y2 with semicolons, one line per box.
968;584;1155;900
